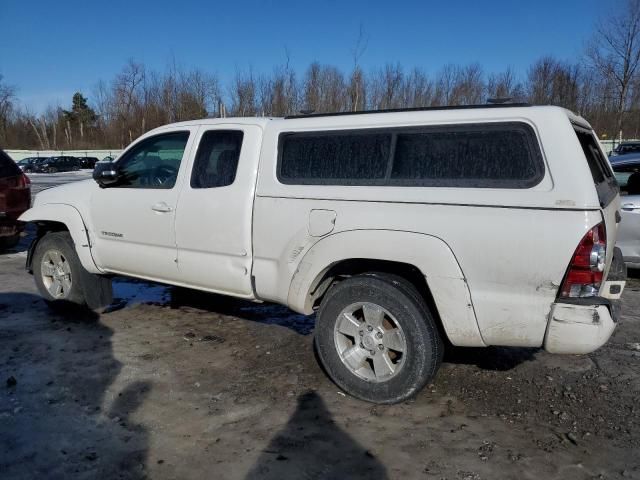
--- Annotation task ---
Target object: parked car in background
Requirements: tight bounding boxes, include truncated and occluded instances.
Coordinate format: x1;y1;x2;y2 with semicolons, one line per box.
17;157;44;173
20;105;626;404
610;153;640;191
32;156;81;173
78;157;99;169
0;149;31;249
610;159;640;268
610;140;640;156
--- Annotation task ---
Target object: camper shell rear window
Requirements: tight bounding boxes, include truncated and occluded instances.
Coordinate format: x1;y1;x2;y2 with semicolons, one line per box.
573;125;618;207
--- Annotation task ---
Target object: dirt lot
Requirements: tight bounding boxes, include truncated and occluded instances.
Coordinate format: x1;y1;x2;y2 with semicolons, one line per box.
1;205;639;479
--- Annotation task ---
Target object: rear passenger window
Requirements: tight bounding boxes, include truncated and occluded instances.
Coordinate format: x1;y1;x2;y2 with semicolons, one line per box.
191;130;243;188
279;133;391;183
278;123;544;188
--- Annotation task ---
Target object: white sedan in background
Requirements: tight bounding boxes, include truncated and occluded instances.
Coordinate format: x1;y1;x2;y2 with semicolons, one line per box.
611;156;640;268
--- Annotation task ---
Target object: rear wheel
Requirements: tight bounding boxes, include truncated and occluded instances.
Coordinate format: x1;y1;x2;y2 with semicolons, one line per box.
48;167;57;173
314;273;443;404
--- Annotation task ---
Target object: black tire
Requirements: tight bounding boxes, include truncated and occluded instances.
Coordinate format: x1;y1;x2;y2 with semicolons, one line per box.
48;167;57;173
32;232;113;311
0;234;20;250
33;231;86;307
314;273;443;404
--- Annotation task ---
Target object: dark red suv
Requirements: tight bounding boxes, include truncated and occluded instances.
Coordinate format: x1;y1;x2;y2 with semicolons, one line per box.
0;150;31;249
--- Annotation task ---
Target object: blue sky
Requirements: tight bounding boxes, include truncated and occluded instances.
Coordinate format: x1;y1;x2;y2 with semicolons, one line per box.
1;0;609;112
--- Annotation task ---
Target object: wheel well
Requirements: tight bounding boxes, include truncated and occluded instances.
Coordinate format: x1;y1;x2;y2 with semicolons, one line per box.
26;221;70;272
35;221;68;234
310;258;445;338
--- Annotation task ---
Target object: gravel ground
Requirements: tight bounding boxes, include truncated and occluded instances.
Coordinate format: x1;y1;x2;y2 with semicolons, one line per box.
0;175;639;479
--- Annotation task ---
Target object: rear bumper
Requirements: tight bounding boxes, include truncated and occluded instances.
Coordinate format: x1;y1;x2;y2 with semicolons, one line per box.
544;248;625;354
544;299;618;354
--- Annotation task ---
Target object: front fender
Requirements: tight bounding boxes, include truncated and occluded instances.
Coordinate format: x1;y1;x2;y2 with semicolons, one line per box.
287;229;486;347
20;204;102;274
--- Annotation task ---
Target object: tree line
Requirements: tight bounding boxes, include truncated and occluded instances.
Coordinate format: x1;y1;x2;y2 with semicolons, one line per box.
2;0;640;150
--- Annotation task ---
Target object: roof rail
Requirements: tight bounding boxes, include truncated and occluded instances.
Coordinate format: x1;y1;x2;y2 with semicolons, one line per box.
284;103;531;119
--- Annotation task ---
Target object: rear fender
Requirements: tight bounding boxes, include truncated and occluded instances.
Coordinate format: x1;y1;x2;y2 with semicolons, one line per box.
288;229;486;347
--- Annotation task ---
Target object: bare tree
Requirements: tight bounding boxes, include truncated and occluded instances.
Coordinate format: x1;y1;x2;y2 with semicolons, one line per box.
303;62;346;113
369;63;404;109
7;12;640;151
259;50;299;116
434;64;457;105
348;24;368;111
401;68;434;107
0;75;17;145
452;63;485;105
487;67;525;101
230;69;258;116
588;0;640;137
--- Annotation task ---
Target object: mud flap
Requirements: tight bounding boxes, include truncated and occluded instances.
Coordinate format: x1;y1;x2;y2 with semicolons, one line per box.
602;247;626;319
79;269;113;311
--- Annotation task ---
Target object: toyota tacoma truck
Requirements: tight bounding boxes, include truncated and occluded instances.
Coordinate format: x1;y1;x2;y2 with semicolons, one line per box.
20;104;626;404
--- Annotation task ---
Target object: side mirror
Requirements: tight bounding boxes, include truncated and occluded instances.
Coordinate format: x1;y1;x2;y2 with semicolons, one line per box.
93;161;119;188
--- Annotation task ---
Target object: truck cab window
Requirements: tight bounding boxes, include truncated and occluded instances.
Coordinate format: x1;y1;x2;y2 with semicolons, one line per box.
115;132;189;189
191;130;244;188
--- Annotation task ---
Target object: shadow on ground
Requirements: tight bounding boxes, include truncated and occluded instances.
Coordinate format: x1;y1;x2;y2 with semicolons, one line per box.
0;292;150;479
170;287;316;335
140;284;540;371
245;391;387;479
443;345;539;371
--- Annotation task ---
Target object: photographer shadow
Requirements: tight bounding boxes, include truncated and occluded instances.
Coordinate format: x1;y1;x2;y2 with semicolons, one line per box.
246;391;387;479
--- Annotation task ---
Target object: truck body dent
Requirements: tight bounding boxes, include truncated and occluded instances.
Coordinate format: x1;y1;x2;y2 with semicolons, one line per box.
285;229;487;347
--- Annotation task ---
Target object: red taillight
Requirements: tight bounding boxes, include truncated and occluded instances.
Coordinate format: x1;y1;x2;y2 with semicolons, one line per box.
559;223;606;298
17;173;30;188
2;174;30;189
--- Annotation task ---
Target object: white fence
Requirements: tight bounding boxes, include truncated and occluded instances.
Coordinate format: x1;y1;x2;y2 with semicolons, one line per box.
4;138;635;162
6;150;122;161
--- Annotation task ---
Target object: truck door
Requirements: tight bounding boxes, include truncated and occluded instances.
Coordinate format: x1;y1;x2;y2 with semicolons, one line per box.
89;129;196;281
174;124;262;297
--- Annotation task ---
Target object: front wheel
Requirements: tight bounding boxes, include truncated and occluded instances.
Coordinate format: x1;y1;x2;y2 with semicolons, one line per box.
33;232;86;306
32;231;113;310
314;274;443;404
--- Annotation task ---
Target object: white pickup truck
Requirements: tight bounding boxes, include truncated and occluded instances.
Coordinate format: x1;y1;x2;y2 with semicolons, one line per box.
20;104;626;404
